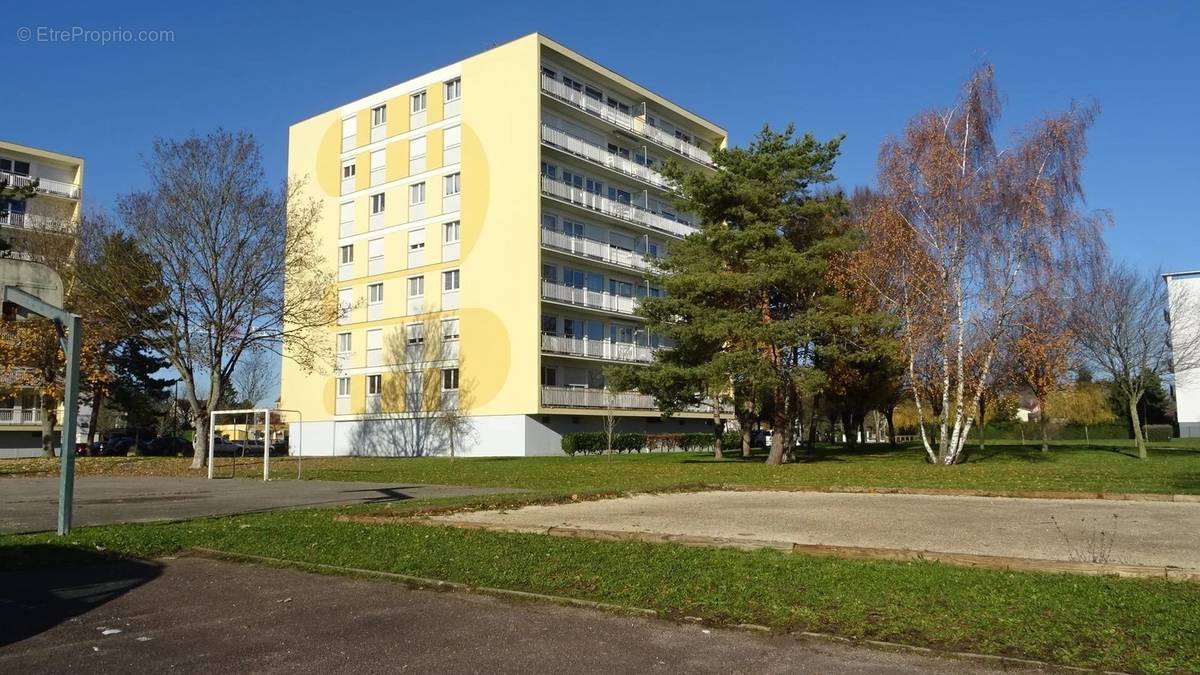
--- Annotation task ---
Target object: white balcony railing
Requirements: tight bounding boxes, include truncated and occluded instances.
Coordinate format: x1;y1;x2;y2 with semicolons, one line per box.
540;228;659;273
0;408;42;425
541;280;637;315
540;74;714;167
0;171;81;200
540;177;695;239
541;386;658;410
0;211;75;233
541;333;654;364
540;124;671;191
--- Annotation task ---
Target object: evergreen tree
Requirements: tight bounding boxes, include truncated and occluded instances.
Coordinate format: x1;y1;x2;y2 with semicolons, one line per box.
614;126;850;465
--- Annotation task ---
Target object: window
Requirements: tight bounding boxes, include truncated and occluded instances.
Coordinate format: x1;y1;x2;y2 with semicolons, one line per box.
371;105;387;127
406;323;425;345
442;368;459;391
443;125;461;148
411;91;427;113
407;276;425;297
442;269;460;291
336;333;352;353
409;229;426;252
542;264;557;282
342;161;356;179
409;182;426;205
444;78;461;101
541;367;557;386
443;173;461;196
441;318;460;341
443;221;460;243
541;315;557;334
410;136;427;158
339;245;354;265
367;374;382;396
368;282;383;304
0;158;31;175
336;377;350;397
366;329;382;366
370;193;385;214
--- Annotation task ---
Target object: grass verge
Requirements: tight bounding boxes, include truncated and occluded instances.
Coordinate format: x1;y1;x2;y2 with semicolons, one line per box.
3;502;1198;674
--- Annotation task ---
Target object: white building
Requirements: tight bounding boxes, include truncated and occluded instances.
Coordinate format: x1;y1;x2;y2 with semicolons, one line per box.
1164;271;1200;438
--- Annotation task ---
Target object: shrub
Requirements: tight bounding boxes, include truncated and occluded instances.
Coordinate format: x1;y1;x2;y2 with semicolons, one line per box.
1143;424;1173;442
680;432;717;451
561;432;604;455
721;430;742;450
613;432;646;453
646;433;681;452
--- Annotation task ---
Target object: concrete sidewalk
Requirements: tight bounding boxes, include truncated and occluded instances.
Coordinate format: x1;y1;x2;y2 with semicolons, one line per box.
0;556;1030;674
439;490;1200;570
0;477;517;533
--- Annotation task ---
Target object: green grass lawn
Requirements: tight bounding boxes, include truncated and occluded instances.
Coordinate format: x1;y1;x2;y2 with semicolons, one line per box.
3;503;1198;674
6;438;1198;495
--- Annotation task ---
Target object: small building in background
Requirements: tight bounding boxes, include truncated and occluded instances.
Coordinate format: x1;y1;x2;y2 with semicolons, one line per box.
1164;270;1200;438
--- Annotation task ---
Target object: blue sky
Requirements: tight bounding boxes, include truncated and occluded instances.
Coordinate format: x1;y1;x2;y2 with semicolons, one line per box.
5;0;1197;274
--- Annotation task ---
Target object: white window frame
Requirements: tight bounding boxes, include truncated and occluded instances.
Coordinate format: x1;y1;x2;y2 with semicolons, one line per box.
442;368;460;391
411;91;427;113
443;172;461;196
407;275;425;298
336;377;351;397
370;192;386;214
366;374;382;396
409;182;426;205
443;221;461;244
441;317;460;341
444;78;461;101
442;269;460;292
371;104;387;127
406;322;426;345
336;332;352;354
368;282;384;305
339;244;354;265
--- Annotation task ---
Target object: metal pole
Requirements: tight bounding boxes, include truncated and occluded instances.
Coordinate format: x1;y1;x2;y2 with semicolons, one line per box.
262;409;269;481
56;314;82;535
207;411;216;479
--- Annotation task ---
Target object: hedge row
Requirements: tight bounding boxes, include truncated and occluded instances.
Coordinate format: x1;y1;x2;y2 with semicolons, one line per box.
561;431;743;455
1143;424;1173;442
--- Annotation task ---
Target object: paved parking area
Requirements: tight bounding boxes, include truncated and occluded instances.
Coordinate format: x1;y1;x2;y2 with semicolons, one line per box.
0;556;1031;674
0;477;517;533
440;490;1200;570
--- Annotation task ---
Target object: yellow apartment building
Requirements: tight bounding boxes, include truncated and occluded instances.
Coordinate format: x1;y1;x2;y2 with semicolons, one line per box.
282;33;726;456
0;140;84;458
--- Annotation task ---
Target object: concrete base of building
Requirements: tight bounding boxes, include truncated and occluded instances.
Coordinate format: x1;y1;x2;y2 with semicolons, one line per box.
287;414;719;458
0;430;55;459
1180;422;1200;439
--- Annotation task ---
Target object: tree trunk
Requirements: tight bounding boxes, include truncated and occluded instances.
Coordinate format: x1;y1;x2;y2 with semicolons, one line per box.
741;427;752;457
976;396;986;451
1039;405;1049;453
841;411;854;450
40;394;58;458
711;411;724;460
88;389;104;446
885;406;897;448
1129;396;1147;460
191;409;210;469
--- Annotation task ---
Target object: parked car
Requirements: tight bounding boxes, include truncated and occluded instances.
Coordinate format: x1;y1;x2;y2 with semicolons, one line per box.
210;438;246;456
148;436;192;456
108;436;151;456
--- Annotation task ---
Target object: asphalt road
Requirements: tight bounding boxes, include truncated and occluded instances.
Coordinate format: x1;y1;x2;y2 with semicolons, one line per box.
441;490;1200;569
0;556;1035;674
0;477;517;534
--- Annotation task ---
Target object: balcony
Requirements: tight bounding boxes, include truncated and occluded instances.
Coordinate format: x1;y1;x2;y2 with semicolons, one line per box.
541;176;694;239
540;227;658;273
0;171;81;200
540;124;671;191
0;211;75;233
0;408;42;425
541;385;657;410
541;333;654;364
540;74;715;167
542;280;637;315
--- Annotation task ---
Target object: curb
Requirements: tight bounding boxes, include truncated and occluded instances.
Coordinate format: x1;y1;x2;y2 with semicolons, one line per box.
335;515;1200;583
720;483;1200;502
183;547;1126;675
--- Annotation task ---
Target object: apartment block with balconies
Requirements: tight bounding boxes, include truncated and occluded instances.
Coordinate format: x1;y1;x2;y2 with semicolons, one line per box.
282;34;726;456
0;140;84;457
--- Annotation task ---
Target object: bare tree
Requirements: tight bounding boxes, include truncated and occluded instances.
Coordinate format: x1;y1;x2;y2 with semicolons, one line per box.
1073;260;1198;458
234;350;275;409
851;64;1102;465
107;130;338;468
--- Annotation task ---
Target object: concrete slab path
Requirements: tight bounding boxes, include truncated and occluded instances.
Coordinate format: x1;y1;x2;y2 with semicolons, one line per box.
0;477;517;534
0;556;1033;674
440;490;1200;570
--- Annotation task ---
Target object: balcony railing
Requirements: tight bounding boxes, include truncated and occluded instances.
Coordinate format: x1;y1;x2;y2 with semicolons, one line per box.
0;211;75;233
540;227;659;273
0;171;81;200
540;124;671;191
540;74;714;167
0;408;42;425
540;177;694;239
542;280;637;315
541;386;658;410
541;333;654;364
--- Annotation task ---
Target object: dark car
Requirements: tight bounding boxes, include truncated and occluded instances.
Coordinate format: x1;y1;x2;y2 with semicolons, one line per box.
108;436;151;456
148;436;192;456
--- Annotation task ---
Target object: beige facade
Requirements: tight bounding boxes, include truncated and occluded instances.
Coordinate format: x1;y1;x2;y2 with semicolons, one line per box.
282;34;726;456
